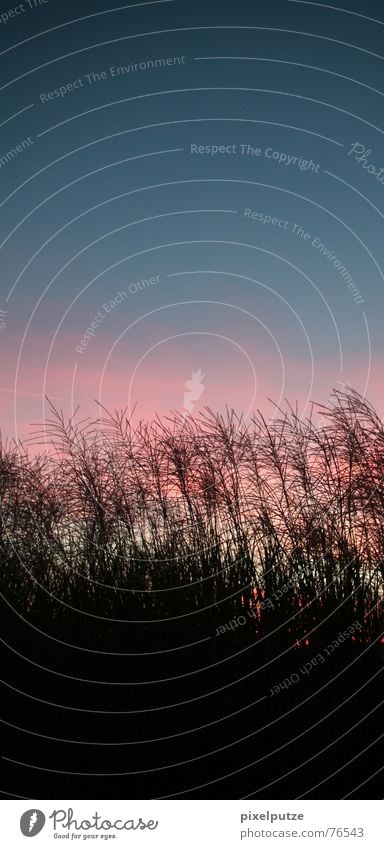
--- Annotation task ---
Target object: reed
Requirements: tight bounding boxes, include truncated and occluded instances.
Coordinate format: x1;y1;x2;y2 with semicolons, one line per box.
0;387;383;651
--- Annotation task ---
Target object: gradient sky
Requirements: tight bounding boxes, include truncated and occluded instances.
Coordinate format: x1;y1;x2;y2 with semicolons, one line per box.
1;0;383;442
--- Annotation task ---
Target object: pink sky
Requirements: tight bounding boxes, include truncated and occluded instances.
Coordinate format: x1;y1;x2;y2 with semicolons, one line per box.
2;332;382;446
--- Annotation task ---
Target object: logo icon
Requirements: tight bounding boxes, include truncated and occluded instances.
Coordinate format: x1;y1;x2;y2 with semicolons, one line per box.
183;368;205;417
20;810;46;837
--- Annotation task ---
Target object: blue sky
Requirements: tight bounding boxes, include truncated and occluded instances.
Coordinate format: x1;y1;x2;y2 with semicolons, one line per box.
0;0;383;440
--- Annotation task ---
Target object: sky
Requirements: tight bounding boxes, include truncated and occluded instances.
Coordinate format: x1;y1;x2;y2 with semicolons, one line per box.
1;0;384;443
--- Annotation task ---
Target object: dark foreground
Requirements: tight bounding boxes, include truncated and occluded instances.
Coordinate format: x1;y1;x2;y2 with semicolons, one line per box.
1;598;382;800
1;391;383;797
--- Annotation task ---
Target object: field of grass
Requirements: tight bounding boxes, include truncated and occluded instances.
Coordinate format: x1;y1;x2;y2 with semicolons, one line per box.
0;387;383;798
1;387;383;641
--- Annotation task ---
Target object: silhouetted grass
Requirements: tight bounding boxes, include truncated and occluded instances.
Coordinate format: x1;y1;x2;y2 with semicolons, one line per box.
0;387;383;652
1;388;384;799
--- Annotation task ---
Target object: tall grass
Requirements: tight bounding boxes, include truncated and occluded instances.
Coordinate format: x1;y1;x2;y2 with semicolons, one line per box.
1;387;383;650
